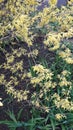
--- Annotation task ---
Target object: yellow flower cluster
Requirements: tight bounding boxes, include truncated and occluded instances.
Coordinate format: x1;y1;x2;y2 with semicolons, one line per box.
27;64;57;108
12;14;33;46
6;86;29;101
28;64;53;85
44;33;61;50
58;70;72;87
0;0;40;46
12;48;27;57
54;98;73;110
6;0;39;14
49;0;57;6
58;47;73;64
28;49;38;58
52;93;73;111
31;3;73;51
55;113;66;120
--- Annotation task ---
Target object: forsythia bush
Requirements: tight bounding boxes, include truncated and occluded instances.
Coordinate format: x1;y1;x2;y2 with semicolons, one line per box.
0;0;73;123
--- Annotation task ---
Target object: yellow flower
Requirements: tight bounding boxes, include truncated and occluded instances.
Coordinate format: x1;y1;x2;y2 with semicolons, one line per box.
65;58;73;64
31;77;42;84
33;64;44;73
61;99;71;110
55;113;66;120
52;93;60;101
59;77;71;87
55;98;71;110
28;49;38;58
35;100;40;107
49;0;57;6
62;70;71;76
7;55;14;64
49;44;60;51
43;106;50;113
44;81;52;89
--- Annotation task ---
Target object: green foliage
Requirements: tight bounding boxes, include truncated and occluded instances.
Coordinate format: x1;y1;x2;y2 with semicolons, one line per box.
0;109;23;130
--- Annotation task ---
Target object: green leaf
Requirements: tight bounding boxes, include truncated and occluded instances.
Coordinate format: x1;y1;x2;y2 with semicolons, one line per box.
50;119;55;130
17;108;23;120
6;110;17;123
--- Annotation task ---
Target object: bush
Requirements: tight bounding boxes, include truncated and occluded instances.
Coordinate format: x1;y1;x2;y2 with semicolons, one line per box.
0;0;73;129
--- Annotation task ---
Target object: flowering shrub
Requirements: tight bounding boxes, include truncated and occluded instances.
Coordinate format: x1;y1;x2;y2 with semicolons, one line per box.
0;0;73;128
